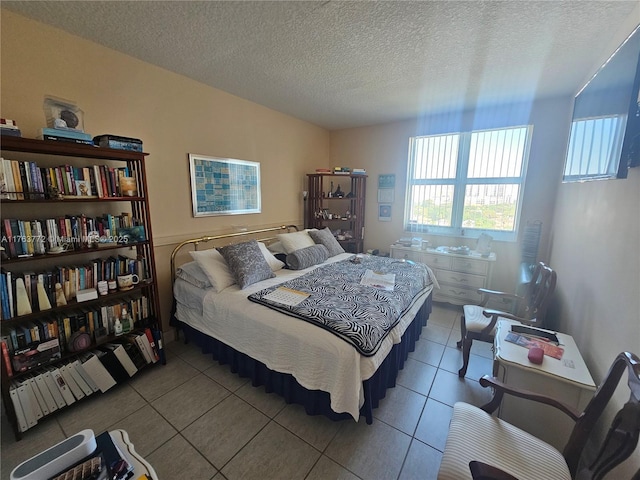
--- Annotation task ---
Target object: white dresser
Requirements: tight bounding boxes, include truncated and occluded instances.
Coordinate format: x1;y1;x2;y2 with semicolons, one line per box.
390;245;496;305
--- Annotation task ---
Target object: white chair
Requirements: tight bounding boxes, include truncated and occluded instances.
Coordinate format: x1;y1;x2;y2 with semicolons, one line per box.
438;351;640;480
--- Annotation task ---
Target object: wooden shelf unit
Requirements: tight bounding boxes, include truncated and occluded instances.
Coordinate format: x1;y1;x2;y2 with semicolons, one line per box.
306;173;366;253
0;136;162;440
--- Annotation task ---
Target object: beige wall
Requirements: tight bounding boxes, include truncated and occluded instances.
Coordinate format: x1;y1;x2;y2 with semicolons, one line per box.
330;98;571;293
0;10;330;330
548;12;640;476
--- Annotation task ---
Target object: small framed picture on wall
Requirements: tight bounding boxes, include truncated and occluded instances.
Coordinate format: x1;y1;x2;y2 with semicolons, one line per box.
378;204;392;222
378;174;395;189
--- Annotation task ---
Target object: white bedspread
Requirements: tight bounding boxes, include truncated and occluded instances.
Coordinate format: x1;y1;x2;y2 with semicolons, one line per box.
174;253;433;420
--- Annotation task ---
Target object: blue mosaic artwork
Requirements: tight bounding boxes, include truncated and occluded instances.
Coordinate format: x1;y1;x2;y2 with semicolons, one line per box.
191;156;261;216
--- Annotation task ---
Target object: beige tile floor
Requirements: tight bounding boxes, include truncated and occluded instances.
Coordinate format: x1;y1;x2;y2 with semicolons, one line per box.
1;303;495;480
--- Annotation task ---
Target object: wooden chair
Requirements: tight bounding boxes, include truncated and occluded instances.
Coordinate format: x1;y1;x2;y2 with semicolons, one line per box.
438;351;640;480
456;262;557;378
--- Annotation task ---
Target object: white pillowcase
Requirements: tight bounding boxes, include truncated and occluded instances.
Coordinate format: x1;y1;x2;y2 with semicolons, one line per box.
258;242;285;271
189;248;235;292
277;230;316;254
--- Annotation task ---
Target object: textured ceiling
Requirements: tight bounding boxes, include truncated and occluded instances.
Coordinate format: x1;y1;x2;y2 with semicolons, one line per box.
2;1;638;130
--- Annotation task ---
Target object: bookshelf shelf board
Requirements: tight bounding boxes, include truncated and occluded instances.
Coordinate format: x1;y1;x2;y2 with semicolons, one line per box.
1;241;150;264
1;196;145;203
0;136;148;160
1;283;154;326
9;324;157;382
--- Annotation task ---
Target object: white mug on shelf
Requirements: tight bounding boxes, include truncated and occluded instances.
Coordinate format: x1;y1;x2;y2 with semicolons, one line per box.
117;273;139;291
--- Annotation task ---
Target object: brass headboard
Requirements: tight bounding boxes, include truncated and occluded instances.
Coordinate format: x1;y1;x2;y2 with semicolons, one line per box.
170;224;298;285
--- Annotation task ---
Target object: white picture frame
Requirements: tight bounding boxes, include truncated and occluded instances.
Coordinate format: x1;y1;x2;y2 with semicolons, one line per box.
377;188;394;203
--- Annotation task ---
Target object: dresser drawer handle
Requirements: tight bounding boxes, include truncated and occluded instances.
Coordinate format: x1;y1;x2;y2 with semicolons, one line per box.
448;289;468;296
451;277;468;283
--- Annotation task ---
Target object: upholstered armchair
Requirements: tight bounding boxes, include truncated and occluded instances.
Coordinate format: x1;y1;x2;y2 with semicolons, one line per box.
438;351;640;480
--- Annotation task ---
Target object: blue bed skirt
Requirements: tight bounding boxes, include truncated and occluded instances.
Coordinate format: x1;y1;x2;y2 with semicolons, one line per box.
170;294;431;424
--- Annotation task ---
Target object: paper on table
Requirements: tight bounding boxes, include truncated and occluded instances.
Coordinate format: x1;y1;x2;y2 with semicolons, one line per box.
504;332;564;360
263;287;310;306
360;269;395;291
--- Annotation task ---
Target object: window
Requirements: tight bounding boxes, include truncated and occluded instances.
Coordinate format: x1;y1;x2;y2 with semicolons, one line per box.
562;115;627;182
404;126;532;241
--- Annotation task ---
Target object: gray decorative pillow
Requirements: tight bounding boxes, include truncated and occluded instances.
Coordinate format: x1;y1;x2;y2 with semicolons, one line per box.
217;240;275;289
286;244;329;270
175;261;213;289
309;227;345;257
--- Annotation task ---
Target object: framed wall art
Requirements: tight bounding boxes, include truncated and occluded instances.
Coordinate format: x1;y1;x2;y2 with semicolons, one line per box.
189;154;261;217
378;174;395;189
378;204;392;222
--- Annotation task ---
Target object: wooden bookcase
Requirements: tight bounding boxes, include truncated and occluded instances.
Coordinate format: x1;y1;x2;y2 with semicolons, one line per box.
0;136;162;440
306;174;366;253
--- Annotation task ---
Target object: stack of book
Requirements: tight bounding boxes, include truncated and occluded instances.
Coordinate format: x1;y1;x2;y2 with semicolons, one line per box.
315;168;332;173
352;168;366;175
0;118;21;137
4;329;162;434
0;157;139;199
333;166;351;174
38;127;93;145
93;134;143;152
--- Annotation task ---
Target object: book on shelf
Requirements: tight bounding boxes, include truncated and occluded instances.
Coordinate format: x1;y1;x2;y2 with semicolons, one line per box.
100;343;138;377
0;127;22;137
40;127;93;141
95;345;130;383
38;134;95;146
79;352;116;393
72;358;100;393
33;371;58;413
9;381;29;432
41;368;68;409
67;360;95;396
13;378;40;428
47;365;76;406
142;329;159;363
0;157;138;199
0;118;18;128
59;362;87;400
93;134;143;152
27;375;49;417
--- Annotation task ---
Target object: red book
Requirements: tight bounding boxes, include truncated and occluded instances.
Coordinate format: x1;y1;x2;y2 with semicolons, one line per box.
1;340;13;378
3;219;16;257
99;166;110;198
144;328;159;362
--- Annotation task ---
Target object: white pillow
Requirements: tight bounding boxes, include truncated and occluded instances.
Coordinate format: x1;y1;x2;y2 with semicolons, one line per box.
277;230;316;254
189;248;235;292
258;242;285;271
266;241;286;254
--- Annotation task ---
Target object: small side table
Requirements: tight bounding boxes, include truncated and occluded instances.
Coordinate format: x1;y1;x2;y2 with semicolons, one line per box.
110;429;158;479
493;320;596;451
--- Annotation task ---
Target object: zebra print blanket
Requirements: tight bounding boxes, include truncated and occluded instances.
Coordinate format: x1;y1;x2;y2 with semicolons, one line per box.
248;256;434;356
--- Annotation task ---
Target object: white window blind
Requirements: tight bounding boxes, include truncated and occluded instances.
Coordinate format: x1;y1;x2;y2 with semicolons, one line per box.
405;126;531;240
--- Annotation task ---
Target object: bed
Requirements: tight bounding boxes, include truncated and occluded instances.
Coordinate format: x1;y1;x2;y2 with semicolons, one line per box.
170;225;435;423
